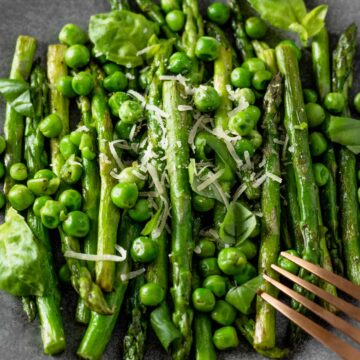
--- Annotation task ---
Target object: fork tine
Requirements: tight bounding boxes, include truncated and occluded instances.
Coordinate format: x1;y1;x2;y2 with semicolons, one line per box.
263;274;360;344
260;292;360;360
280;251;360;301
271;264;360;322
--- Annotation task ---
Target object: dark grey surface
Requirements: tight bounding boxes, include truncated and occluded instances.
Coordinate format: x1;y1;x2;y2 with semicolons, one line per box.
0;0;359;359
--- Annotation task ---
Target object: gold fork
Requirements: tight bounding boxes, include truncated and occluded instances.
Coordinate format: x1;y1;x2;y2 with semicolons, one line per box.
260;251;360;360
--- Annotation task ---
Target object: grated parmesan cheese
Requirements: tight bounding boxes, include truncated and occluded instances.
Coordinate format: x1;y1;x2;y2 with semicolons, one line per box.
136;45;157;56
233;183;247;202
253;173;267;188
266;171;282;183
197;169;225;192
64;250;126;262
178;105;193;112
120;268;146;282
109;140;126;170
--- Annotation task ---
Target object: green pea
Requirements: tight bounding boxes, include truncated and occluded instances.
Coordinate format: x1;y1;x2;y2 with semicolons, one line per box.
168;52;192;75
194;85;220;113
160;0;180;13
58;264;71;284
59;23;88;46
231;67;252;89
233;263;257;285
129;199;152;222
57;75;76;97
72;71;94;96
252;70;273;91
203;275;228;297
9;163;28;181
39;114;63;138
130;236;159;263
207;2;230;25
109;92;131;117
235;138;255;159
61;156;83;185
115;120;133;140
195;238;216;258
103;71;128;93
40;200;67;229
59;189;82;212
303;88;318;104
8;184;35;211
213;326;239;350
198;257;221;277
117;166;146;190
119;100;143;124
245;16;267;39
0;192;5;210
211;300;237;326
166;10;185;32
103;62;122;76
195;36;220;62
217;247;247;275
237;240;258;260
0;162;5;179
233;88;256;106
324;92;345;114
313;163;330;187
111;182;139;209
59;135;79;159
192;288;216;312
33;196;52;218
65;44;90;69
192;194;215;212
309;132;328;157
242;58;266;73
354;93;360;113
277;250;300;275
249;130;263;149
229;111;256;136
0;135;6;154
247;105;262;123
278;40;302;61
63;211;90;238
305;103;326;128
28;170;60;196
140;283;165;306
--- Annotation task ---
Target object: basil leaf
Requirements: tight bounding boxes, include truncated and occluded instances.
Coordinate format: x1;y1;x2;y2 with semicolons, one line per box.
0;78;29;102
141;208;162;236
10;89;34;117
0;208;52;297
288;0;307;23
226;275;263;315
219;201;257;245
302;5;328;39
89;10;159;68
188;159;226;204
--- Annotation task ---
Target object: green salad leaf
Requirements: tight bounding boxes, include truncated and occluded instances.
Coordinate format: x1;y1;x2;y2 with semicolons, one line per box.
10;89;34;117
226;275;263;315
219;201;257;245
247;0;328;46
89;10;159;68
0;208;52;297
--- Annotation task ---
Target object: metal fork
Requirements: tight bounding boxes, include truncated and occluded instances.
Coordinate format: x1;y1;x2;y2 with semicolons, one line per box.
260;251;360;360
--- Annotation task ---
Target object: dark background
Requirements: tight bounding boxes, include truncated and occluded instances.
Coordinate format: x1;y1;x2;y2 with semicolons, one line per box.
0;0;359;359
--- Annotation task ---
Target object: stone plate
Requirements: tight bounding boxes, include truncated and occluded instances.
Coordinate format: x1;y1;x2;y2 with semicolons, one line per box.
0;1;359;359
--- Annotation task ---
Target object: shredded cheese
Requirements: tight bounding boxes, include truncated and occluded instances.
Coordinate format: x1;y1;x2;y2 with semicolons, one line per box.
197;169;225;192
233;183;247;202
136;45;157;56
109;140;126;170
120;268;146;282
146;104;169;118
253;173;267;188
178;105;193;112
64;250;126;262
266;171;282;183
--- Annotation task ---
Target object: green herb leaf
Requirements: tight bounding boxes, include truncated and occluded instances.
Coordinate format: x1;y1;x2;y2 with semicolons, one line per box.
89;10;159;68
226;275;263;315
141;208;162;236
326;115;360;150
0;208;52;297
10;89;34;117
219;202;257;245
0;78;29;102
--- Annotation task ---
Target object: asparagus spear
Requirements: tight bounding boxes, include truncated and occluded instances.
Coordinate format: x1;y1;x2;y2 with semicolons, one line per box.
312;27;331;101
194;312;216;360
25;64;66;355
3;35;37;196
92;65;121;292
75;96;101;325
47;45;111;314
123;271;148;360
254;74;283;351
332;24;360;284
229;0;255;61
163;80;194;360
77;216;141;360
